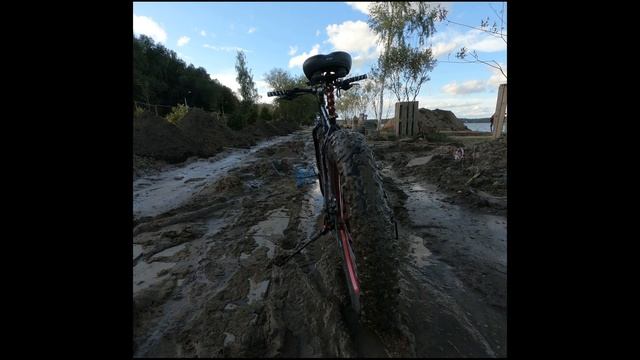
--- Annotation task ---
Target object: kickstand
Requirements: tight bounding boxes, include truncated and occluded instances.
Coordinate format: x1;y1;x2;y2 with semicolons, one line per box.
273;226;330;267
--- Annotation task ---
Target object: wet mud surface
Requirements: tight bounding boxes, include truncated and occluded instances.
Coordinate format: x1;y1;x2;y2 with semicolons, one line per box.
133;128;507;357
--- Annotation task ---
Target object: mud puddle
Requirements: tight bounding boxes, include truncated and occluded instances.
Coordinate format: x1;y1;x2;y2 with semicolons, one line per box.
381;164;507;356
134;130;507;357
133;131;301;219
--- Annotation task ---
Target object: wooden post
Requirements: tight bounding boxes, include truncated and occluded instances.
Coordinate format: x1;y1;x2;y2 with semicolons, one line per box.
493;84;507;139
394;102;402;137
394;101;419;138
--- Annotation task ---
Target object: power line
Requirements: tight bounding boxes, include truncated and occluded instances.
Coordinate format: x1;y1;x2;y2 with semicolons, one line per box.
444;19;507;39
437;60;477;64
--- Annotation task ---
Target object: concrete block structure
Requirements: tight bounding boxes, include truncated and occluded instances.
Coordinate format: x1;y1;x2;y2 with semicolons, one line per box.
394;101;419;138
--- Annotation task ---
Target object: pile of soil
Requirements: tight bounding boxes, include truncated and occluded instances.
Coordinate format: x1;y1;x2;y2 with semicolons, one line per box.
417;108;469;131
175;108;250;156
133;155;168;180
133;112;200;163
379;108;469;133
244;119;299;139
390;135;507;211
134;108;300;168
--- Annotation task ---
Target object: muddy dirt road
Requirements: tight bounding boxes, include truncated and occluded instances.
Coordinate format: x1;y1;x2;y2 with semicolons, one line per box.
133;128;507;357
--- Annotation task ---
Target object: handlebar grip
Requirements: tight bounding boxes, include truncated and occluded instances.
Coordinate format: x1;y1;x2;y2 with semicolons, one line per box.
345;74;367;84
267;90;289;97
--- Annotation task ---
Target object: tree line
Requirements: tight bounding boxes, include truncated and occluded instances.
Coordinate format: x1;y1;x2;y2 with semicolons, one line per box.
133;34;240;115
133;34;316;130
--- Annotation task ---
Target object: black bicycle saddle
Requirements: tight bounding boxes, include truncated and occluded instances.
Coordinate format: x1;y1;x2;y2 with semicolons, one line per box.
303;51;352;84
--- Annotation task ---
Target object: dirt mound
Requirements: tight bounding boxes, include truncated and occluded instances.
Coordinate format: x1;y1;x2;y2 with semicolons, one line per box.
176;108;252;156
417;108;469;131
135;108;301;165
134;112;199;163
246;119;300;139
133;154;167;180
390;136;506;211
426;136;506;203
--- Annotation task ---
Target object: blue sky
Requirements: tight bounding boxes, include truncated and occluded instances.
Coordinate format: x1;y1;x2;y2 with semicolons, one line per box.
133;2;507;118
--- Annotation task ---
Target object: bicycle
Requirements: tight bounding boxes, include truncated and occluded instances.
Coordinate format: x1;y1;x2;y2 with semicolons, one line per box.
268;51;400;327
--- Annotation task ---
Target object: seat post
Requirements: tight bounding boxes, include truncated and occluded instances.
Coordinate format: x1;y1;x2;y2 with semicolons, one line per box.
325;84;337;126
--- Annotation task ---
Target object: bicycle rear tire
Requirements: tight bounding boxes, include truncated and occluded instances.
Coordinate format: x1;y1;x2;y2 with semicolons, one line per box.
324;129;400;327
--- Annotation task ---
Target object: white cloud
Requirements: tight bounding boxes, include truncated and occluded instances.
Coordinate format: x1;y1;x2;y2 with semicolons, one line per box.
289;44;321;68
133;14;167;43
431;41;459;59
209;72;273;105
430;28;507;59
255;79;274;104
210;71;240;97
177;36;190;47
442;80;487;95
203;44;251;53
441;64;507;97
288;46;298;56
248;27;256;34
487;65;507;89
441;63;507;96
200;30;206;36
326;20;379;55
324;20;382;69
469;34;506;53
414;95;497;118
346;2;373;15
176;52;192;61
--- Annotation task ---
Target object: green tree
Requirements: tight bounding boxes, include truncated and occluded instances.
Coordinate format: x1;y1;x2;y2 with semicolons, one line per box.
235;51;260;104
264;68;317;125
336;84;369;126
231;51;261;129
259;106;273;121
362;74;382;121
368;2;447;126
376;43;435;102
132;35;240;115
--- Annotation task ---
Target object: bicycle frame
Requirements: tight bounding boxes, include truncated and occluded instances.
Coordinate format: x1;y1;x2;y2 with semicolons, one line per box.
311;83;339;208
268;75;365;308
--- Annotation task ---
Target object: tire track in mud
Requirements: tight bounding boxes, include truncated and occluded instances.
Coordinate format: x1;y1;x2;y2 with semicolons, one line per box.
134;130;367;357
380;160;507;357
133;129;506;357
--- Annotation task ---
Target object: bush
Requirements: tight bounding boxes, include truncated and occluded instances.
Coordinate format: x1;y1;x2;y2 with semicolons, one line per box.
134;105;146;118
247;104;259;125
424;131;450;142
227;102;260;129
165;104;189;124
228;107;252;130
259;107;272;121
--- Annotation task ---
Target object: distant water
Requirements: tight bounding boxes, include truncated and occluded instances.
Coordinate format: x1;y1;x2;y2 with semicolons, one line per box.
464;122;507;133
465;123;490;132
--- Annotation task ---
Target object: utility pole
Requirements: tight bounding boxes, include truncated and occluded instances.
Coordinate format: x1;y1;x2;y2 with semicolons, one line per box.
184;90;191;108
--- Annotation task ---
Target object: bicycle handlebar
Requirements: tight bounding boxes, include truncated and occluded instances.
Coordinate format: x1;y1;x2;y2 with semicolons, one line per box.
339;74;367;87
267;74;367;97
267;87;315;97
